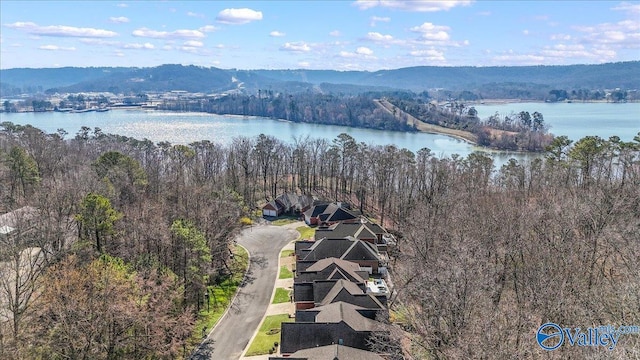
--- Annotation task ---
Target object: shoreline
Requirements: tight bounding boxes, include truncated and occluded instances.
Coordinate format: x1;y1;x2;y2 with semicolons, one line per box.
3;98;636;115
466;99;639;105
373;98;479;145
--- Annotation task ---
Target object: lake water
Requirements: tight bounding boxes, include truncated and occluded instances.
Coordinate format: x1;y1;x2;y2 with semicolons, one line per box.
1;102;638;164
473;102;639;142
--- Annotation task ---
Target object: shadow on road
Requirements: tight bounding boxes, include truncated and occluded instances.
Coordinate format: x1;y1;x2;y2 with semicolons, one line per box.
190;338;215;359
240;255;268;288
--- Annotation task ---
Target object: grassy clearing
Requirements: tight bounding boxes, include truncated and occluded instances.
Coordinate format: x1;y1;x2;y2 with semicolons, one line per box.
278;265;293;279
187;245;248;351
280;249;294;258
245;314;293;356
296;225;315;240
272;288;291;304
270;216;300;226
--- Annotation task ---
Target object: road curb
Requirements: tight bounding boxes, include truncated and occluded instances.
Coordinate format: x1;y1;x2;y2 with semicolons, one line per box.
211;242;251;335
240;228;299;358
191;240;251;358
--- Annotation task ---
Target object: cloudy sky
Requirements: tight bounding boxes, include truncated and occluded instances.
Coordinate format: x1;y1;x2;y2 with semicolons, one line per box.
1;0;639;70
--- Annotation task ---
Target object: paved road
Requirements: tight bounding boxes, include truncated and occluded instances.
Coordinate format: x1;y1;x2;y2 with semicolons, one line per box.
190;225;298;360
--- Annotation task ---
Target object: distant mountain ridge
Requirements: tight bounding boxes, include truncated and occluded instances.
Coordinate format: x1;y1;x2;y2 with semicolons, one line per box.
1;61;638;98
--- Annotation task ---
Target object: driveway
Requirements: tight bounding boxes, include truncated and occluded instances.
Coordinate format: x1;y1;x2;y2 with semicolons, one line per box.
190;225;298;360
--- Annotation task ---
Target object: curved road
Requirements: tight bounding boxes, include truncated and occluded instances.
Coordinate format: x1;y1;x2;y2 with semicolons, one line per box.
191;225;298;360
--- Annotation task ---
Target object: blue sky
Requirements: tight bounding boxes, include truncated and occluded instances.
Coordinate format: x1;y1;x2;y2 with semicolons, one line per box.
1;1;639;70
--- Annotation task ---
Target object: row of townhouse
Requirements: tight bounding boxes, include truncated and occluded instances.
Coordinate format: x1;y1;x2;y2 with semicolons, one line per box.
269;202;395;359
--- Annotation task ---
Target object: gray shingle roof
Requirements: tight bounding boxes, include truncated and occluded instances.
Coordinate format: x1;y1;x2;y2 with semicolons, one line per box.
299;238;380;262
303;203;358;223
318;279;386;309
280;322;372;354
314;222;378;241
312;302;383;331
273;344;385;360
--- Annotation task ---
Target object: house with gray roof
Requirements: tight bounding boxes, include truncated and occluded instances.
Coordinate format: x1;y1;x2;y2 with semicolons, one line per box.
296;237;384;274
295;257;369;285
313;220;394;253
303;203;359;226
262;193;314;217
268;344;385;360
314;222;378;243
279;301;385;355
294;278;387;310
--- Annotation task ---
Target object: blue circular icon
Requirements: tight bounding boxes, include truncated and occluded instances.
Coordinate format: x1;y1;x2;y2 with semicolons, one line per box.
537;322;564;351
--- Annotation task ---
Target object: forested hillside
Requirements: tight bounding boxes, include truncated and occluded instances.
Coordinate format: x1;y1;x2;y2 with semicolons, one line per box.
158;91;415;132
1;122;638;358
2;61;638;98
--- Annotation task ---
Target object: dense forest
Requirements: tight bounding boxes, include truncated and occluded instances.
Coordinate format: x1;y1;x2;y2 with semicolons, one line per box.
0;122;638;359
158;91;415;132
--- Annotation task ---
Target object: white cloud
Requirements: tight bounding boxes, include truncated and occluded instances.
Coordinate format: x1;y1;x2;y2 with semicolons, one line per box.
540;44;593;59
339;51;356;58
298;61;311;68
410;22;450;42
114;50;125;57
123;42;155;49
179;44;210;55
551;33;572;41
356;46;374;55
80;38;119;46
410;48;443;58
187;11;205;18
612;2;640;14
216;8;263;24
39;44;76;51
270;30;286;37
132;27;204;39
6;22;118;38
162;45;173;51
492;52;547;65
573;18;640;49
522;29;529;36
117;3;128;8
329;30;342;37
200;25;218;33
109;16;129;24
493;43;618;66
340;46;376;59
183;40;204;47
354;0;472;12
370;16;390;27
366;31;394;42
280;42;311;52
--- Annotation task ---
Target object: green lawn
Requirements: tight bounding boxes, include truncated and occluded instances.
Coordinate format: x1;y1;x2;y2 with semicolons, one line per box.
245;314;293;356
280;249;294;258
187;245;248;351
278;265;293;279
296;225;315;240
272;288;291;304
270;217;299;226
